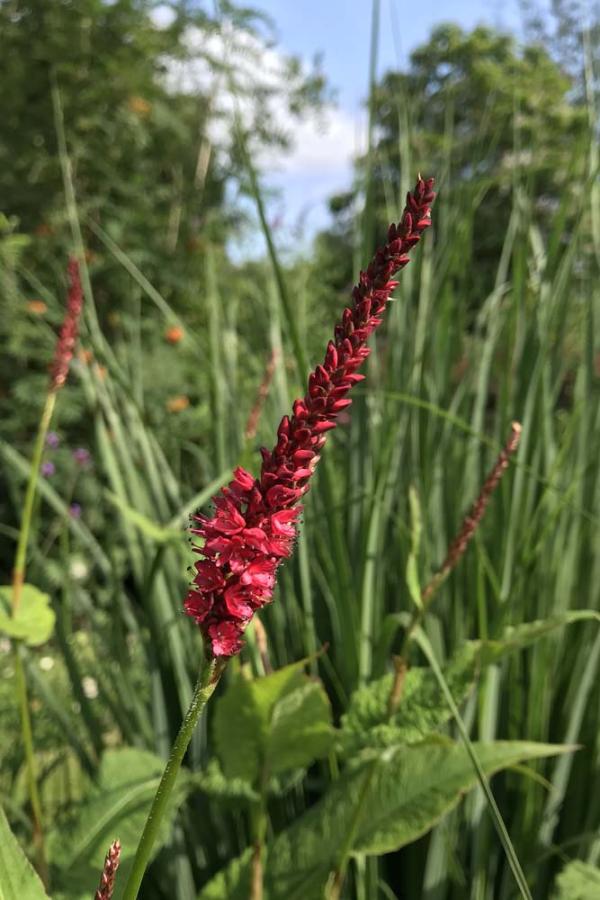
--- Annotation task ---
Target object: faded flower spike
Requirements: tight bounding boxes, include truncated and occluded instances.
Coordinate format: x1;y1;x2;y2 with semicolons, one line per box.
49;257;83;392
94;839;121;900
185;176;436;656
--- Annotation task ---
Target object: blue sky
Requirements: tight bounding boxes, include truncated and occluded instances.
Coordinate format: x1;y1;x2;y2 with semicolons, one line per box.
239;0;526;251
257;0;522;115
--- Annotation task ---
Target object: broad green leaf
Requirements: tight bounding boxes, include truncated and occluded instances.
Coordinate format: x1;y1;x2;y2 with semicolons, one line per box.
342;611;600;755
268;681;333;775
214;662;333;784
199;740;572;900
553;860;600;899
49;748;187;898
0;804;50;900
340;642;479;754
0;585;55;646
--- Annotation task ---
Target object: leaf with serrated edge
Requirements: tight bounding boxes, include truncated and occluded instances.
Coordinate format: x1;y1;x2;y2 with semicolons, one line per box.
553;860;600;899
341;611;600;755
198;740;573;900
341;642;479;753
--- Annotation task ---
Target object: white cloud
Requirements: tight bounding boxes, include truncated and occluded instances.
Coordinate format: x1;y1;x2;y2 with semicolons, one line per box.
160;19;364;251
162;20;362;181
262;106;361;177
151;4;177;30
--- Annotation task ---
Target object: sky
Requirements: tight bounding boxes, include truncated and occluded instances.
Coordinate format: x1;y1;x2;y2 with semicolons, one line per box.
245;0;526;250
155;0;528;253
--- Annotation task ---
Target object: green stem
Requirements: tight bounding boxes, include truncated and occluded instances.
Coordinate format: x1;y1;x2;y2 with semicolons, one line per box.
327;764;377;900
14;647;48;885
121;657;226;900
10;389;57;885
250;767;269;900
12;391;56;613
415;629;533;900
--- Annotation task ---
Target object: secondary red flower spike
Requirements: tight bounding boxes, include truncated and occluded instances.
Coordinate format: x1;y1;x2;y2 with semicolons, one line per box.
185;176;436;656
94;839;121;900
49;257;83;392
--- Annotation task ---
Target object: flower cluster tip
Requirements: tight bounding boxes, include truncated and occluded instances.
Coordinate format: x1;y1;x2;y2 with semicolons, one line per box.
185;176;436;656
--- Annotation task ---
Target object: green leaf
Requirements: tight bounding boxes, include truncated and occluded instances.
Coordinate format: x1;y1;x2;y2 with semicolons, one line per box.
199;740;572;900
554;860;600;899
0;585;55;646
104;491;182;543
198;848;254;900
340;642;479;754
213;661;334;784
479;611;600;663
343;612;600;755
405;485;423;609
193;759;259;804
0;803;50;900
49;748;187;898
268;681;334;775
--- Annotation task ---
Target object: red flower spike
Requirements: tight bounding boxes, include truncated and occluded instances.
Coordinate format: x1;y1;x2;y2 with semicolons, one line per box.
50;258;84;392
94;840;121;900
185;176;436;657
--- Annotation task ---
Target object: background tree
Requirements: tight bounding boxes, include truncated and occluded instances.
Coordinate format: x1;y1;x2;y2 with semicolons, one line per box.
312;24;588;306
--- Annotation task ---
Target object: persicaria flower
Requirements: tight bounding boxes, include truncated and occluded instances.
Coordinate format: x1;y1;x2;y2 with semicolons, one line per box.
50;258;83;392
72;447;91;466
185;176;436;657
94;839;121;900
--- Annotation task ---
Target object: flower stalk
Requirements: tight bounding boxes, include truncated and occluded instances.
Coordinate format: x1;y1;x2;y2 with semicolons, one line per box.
9;258;83;883
390;421;523;713
121;657;226;900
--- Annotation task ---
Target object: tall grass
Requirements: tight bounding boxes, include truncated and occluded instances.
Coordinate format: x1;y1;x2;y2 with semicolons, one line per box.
1;18;599;900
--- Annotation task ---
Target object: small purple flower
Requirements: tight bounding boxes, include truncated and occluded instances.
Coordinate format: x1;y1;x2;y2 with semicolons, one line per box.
72;448;91;467
41;461;55;477
46;432;60;449
69;503;82;519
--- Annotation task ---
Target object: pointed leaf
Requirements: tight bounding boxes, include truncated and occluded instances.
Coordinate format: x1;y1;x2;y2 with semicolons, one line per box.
267;681;334;775
480;611;600;664
49;749;188;897
0;804;50;900
199;740;572;900
104;491;182;543
214;661;333;783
